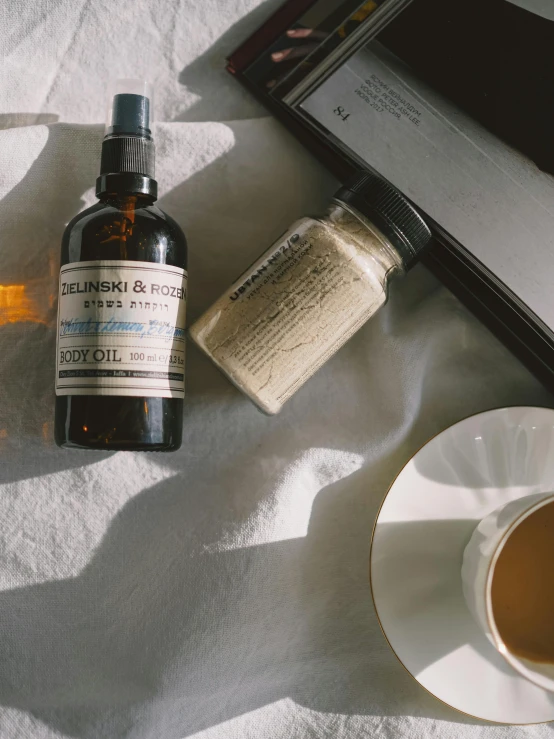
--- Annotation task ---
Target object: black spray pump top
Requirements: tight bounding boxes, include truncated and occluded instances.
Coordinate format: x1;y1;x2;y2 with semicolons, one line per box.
107;93;151;137
96;79;157;199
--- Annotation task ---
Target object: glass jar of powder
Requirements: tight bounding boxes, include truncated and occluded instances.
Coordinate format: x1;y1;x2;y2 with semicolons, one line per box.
190;171;432;414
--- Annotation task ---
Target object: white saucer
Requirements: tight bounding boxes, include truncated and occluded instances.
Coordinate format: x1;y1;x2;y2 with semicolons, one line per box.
370;406;554;724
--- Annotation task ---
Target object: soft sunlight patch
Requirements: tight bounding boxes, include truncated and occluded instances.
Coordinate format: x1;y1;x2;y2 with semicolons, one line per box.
206;448;364;553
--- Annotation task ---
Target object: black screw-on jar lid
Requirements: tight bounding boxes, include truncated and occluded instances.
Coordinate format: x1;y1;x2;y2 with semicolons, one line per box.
334;171;432;269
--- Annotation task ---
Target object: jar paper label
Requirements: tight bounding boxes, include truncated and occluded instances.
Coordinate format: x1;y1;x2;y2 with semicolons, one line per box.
56;260;187;398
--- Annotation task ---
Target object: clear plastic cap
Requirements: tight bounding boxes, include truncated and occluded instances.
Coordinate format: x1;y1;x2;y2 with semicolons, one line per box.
105;79;153;137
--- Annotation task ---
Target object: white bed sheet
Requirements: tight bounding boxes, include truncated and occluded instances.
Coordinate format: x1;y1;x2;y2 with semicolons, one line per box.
0;1;552;737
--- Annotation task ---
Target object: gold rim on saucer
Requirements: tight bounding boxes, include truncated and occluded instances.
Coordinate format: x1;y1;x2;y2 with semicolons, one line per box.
368;405;554;726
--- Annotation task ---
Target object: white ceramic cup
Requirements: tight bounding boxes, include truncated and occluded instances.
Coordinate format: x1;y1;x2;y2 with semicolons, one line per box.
462;492;554;692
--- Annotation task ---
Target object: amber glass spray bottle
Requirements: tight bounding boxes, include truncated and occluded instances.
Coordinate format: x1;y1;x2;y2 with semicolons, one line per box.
55;80;187;451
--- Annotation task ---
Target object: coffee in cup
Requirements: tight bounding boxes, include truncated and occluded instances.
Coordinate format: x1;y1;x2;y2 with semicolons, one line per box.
491;499;554;664
462;492;554;692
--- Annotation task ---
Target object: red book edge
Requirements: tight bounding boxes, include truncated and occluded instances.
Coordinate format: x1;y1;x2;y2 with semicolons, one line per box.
227;0;318;74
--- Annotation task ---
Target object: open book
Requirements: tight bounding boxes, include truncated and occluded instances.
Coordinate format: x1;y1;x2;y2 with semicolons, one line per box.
228;0;554;391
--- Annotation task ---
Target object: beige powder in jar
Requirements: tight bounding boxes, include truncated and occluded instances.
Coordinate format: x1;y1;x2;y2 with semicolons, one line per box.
190;172;431;413
190;205;403;414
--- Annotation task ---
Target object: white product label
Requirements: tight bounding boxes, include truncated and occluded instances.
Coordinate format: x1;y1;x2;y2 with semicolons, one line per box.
56;260;187;398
